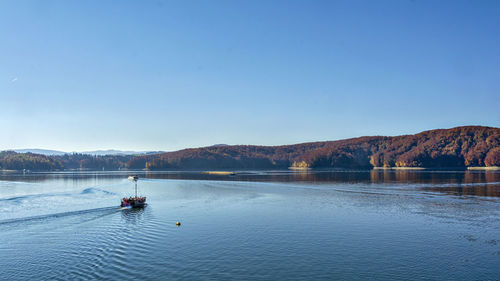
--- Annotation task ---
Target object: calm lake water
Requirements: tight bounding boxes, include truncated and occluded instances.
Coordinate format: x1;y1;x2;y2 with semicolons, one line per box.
1;170;500;280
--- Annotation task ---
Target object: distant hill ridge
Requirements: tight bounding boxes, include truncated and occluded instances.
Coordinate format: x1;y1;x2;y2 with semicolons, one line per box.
12;149;160;156
2;126;499;170
129;126;500;170
13;149;67;156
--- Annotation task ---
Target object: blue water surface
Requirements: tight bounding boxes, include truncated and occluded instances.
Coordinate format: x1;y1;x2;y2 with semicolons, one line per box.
1;170;499;280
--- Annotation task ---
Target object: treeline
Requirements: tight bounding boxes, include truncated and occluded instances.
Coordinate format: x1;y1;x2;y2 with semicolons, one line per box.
0;152;134;171
303;126;500;168
1;126;499;171
0;151;63;170
136;126;500;170
56;153;134;170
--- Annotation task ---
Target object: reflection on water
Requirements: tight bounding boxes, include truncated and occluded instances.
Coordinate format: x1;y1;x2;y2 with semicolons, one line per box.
147;170;500;197
369;170;500;197
1;169;499;198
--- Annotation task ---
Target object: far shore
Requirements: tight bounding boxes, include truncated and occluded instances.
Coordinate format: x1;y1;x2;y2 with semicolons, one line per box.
467;166;500;171
0;169;19;173
0;166;500;172
288;166;312;170
202;171;236;175
373;167;426;170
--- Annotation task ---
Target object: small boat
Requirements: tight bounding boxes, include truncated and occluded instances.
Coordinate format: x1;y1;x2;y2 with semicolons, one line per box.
121;196;146;208
121;175;146;208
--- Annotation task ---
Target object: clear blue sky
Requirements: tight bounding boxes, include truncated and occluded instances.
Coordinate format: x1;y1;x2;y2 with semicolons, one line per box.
0;0;499;152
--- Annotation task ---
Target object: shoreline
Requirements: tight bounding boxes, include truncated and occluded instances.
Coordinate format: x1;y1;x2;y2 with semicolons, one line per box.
373;167;426;170
202;171;237;175
2;166;496;172
467;166;500;171
288;166;312;171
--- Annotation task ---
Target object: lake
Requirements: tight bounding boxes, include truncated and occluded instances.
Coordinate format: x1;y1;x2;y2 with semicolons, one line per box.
1;170;500;280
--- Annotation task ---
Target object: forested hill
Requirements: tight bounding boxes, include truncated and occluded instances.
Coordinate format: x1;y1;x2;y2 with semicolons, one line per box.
129;126;500;170
1;126;499;171
0;152;134;171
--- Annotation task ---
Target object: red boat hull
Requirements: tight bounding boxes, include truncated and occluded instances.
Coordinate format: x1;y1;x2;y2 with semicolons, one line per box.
121;197;146;208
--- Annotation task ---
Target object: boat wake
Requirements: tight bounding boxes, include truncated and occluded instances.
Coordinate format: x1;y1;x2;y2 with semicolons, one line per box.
0;187;116;204
81;187;116;195
0;186;119;222
0;206;120;226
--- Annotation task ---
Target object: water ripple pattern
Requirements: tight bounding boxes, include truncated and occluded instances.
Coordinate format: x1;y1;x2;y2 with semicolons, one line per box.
1;170;499;280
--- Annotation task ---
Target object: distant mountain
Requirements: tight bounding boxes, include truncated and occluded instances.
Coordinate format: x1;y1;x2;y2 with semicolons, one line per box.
129;126;500;170
210;144;229;147
13;149;67;156
80;150;160;156
12;149;161;156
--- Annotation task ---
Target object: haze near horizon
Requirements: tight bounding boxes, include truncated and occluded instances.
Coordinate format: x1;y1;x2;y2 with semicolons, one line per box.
1;0;499;152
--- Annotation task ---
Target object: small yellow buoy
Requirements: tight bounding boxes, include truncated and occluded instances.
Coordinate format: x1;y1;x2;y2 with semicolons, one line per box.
176;221;181;226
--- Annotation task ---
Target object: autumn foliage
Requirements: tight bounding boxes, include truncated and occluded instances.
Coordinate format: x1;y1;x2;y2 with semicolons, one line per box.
1;126;498;171
134;126;500;170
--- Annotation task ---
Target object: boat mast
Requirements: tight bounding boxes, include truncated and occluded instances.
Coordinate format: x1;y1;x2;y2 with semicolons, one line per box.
129;175;139;198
